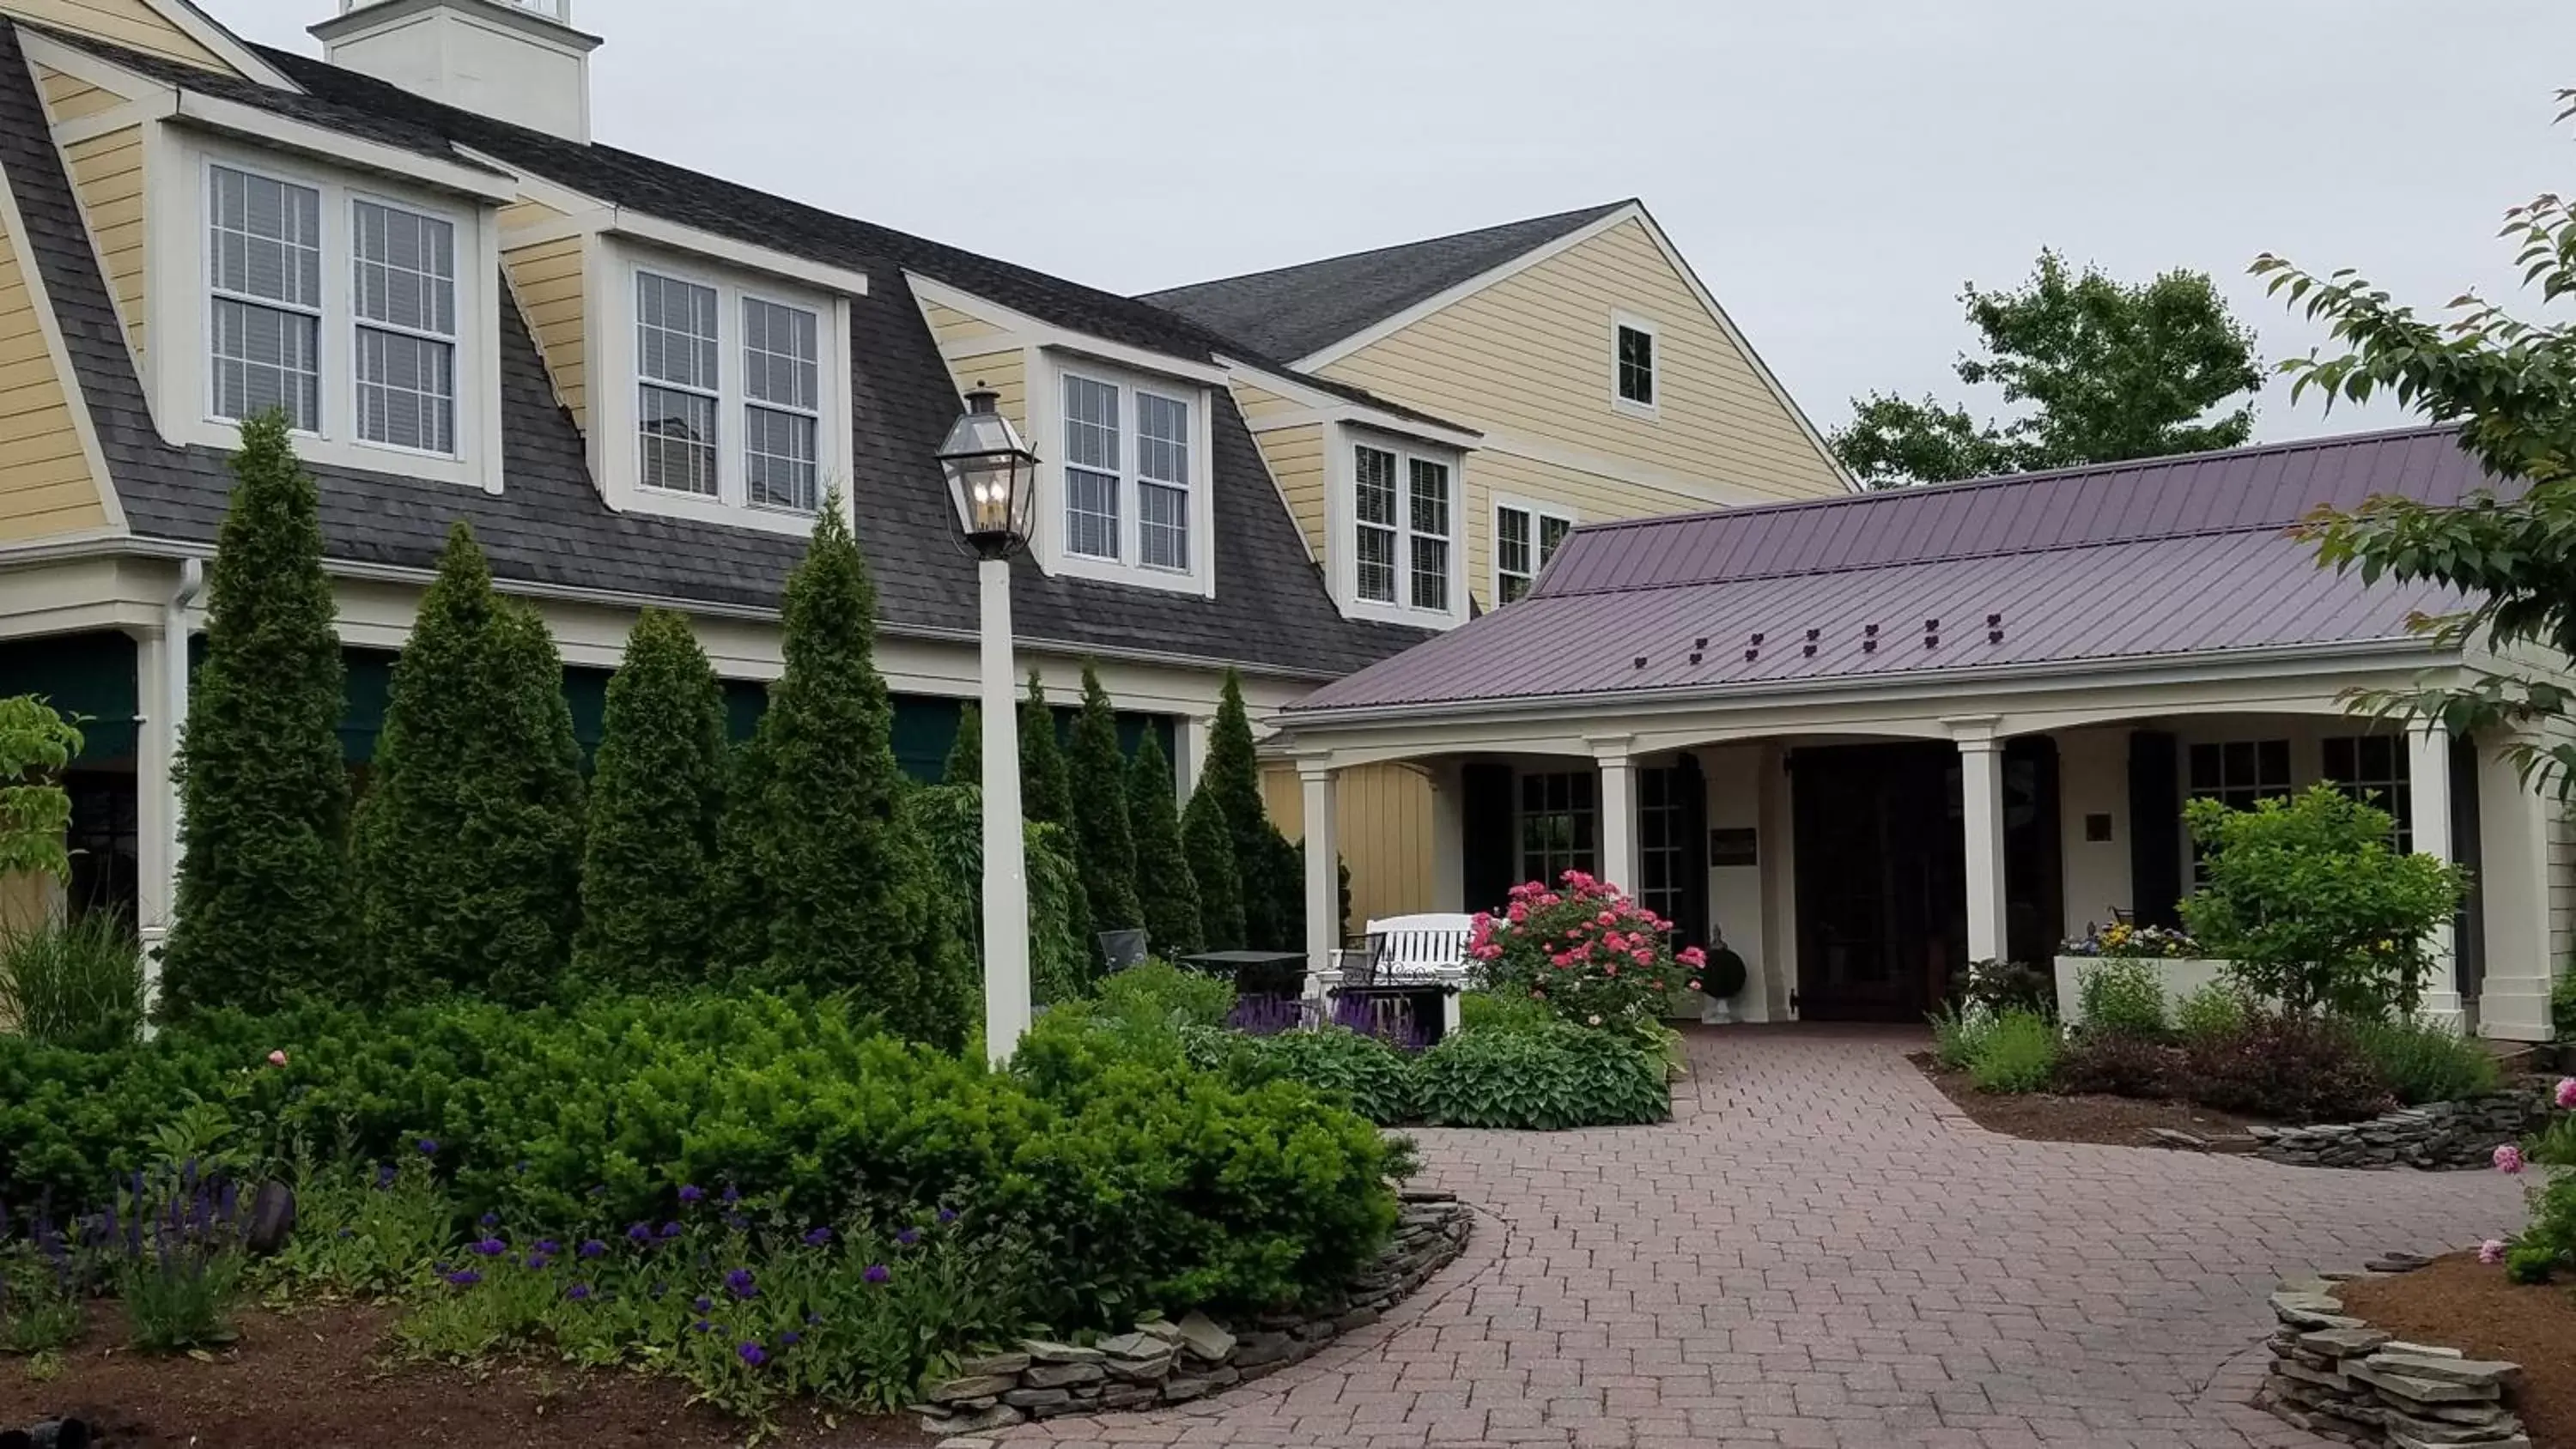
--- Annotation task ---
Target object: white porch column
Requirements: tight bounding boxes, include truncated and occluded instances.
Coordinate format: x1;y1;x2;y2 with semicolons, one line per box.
128;624;178;1025
1176;712;1213;801
1300;758;1340;991
977;558;1031;1065
2476;730;2555;1040
1425;761;1464;913
2408;721;2462;1022
1593;737;1637;893
1956;726;2008;966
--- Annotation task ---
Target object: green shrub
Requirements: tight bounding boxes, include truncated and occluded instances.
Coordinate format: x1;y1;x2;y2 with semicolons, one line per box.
0;695;76;882
0;912;143;1052
904;785;1091;1008
2053;1032;2178;1098
2075;958;2166;1038
1127;733;1202;957
161;410;351;1016
574;608;727;992
1459;989;1557;1036
1965;1009;2058;1094
1412;1022;1668;1130
1927;1002;1993;1072
1958;959;2054;1016
1204;671;1292;950
2553;965;2576;1042
2174;980;2250;1045
0;1230;82;1354
1066;663;1143;939
1091;959;1236;1030
944;700;981;785
1192;1026;1414;1125
1471;876;1687;1029
1182;786;1243;953
2180;1010;2391;1122
2348;1016;2500;1106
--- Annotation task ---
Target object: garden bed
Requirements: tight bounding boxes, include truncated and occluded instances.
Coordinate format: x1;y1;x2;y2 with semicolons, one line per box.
1911;1052;2273;1147
2337;1254;2576;1449
0;1302;929;1448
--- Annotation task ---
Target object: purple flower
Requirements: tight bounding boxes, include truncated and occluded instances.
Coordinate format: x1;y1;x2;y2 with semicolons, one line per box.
577;1240;606;1260
524;1252;552;1270
678;1185;705;1204
660;1222;683;1240
566;1282;593;1301
479;1212;500;1228
936;1208;959;1226
720;1185;741;1206
862;1263;890;1285
626;1222;653;1244
779;1331;801;1348
470;1237;507;1258
691;1319;713;1333
801;1226;833;1248
692;1295;713;1313
723;1268;756;1300
535;1240;561;1256
737;1340;767;1367
416;1138;439;1157
445;1269;481;1287
896;1228;920;1248
375;1164;398;1190
722;1212;748;1231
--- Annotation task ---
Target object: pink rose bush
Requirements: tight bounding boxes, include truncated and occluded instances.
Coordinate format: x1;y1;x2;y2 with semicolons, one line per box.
1470;871;1694;1029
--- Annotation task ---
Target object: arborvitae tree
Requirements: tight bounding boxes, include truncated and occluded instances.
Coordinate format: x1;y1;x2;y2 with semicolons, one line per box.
1066;661;1143;936
1018;673;1073;827
715;499;967;1048
161;411;352;1016
351;524;586;1003
1182;785;1242;952
573;608;726;991
1126;732;1202;957
1203;670;1291;948
944;702;982;785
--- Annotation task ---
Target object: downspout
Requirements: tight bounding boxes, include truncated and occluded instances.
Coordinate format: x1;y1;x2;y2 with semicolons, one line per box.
140;558;204;1035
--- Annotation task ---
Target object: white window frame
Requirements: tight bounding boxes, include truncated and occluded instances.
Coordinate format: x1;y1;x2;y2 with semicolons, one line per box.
149;133;502;491
587;237;854;537
1492;494;1577;607
1611;309;1659;421
1025;352;1215;597
1325;422;1467;628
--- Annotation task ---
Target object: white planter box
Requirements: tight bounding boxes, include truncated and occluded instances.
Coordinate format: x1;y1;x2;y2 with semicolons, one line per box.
2052;955;2233;1027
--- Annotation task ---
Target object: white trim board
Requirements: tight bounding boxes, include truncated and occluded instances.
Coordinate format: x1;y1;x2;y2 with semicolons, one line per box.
907;271;1226;385
6;0;302;90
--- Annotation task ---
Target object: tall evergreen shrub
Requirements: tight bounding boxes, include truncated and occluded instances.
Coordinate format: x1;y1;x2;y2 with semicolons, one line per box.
1203;670;1298;949
1018;674;1073;827
161;413;353;1015
1127;732;1202;956
1182;786;1243;951
944;702;982;785
573;608;726;991
1066;662;1142;936
351;524;586;1004
715;500;967;1048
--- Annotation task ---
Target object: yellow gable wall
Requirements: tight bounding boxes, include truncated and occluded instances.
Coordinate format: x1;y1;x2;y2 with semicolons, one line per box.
2;0;227;70
922;299;1007;347
35;66;124;123
1249;419;1324;561
61;125;144;367
1262;761;1436;930
946;346;1024;431
1318;217;1845;510
0;185;111;539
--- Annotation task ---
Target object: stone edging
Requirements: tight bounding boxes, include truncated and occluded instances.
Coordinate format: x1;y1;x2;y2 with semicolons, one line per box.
2247;1089;2549;1170
916;1192;1472;1440
2256;1257;2529;1446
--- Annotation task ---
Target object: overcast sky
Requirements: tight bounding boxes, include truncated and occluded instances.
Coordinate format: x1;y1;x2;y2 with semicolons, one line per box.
228;1;2573;445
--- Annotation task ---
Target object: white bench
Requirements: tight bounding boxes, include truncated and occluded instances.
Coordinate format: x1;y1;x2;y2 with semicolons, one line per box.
1309;912;1476;1037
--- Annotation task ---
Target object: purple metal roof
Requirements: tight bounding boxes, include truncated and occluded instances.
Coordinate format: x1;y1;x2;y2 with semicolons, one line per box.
1289;427;2494;716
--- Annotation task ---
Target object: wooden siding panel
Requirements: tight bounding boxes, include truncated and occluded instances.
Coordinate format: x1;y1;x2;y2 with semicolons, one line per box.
35;67;123;123
0;0;227;70
0;194;108;541
1258;762;1436;931
1251;420;1326;559
63;126;144;366
1320;218;1844;502
947;347;1024;431
1230;381;1303;424
503;233;588;427
922;299;1007;346
1462;450;1712;612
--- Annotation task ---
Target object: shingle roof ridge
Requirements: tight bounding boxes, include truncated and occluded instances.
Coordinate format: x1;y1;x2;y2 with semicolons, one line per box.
1139;199;1635;300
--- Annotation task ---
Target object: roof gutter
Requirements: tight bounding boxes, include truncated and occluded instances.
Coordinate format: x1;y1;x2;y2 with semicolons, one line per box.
1274;637;2459;733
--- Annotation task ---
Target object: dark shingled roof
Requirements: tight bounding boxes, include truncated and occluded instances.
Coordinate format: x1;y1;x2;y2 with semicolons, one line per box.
1288;427;2497;715
1;21;1435;680
1140;201;1634;363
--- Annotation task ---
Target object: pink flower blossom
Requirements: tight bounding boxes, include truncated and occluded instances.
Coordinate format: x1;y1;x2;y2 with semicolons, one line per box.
1604;962;1619;976
2556;1078;2576;1111
1601;932;1626;951
1678;946;1707;967
1595;910;1616;926
1687;979;1702;991
1631;948;1655;965
2495;1143;2526;1175
265;1050;288;1068
1506;902;1528;923
2479;1239;2507;1265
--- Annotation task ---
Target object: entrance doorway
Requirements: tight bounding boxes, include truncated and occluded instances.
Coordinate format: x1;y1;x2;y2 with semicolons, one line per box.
1791;740;2061;1021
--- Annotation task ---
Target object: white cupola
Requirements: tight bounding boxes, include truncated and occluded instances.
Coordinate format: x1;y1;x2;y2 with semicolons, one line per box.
310;0;601;143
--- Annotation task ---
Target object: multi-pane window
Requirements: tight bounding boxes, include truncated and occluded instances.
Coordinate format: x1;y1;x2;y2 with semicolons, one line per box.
1351;443;1455;615
1059;371;1197;574
636;270;721;496
209;165;323;431
2324;734;2414;850
1637;765;1687;916
1496;500;1574;603
742;297;820;512
1520;771;1597;885
2188;739;2293;882
1615;320;1656;409
351;199;457;454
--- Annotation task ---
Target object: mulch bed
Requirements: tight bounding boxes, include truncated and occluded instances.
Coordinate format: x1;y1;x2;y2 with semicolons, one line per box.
1910;1052;2273;1147
0;1302;930;1449
2340;1252;2576;1449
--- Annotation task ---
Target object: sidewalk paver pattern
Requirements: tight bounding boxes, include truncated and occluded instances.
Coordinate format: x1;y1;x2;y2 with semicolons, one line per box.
1005;1025;2526;1448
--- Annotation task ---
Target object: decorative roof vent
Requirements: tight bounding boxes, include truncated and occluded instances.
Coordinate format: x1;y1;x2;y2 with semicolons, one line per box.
313;0;602;143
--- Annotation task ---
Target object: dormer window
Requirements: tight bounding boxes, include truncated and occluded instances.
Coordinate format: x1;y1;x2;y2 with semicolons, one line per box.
1330;426;1467;627
1030;356;1212;595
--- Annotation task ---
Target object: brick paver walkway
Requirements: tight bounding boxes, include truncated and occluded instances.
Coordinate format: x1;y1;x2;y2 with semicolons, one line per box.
1003;1025;2526;1449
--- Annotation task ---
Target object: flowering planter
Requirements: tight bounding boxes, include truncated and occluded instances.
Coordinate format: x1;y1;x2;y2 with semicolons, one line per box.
2051;955;2234;1027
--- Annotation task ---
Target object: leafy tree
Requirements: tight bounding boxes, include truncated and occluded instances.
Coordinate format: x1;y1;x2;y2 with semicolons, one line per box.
1018;673;1073;827
160;414;353;1015
573;608;726;991
2180;785;2468;1018
352;524;585;1004
1182;785;1243;952
1833;249;2263;487
715;499;967;1048
903;781;1092;1007
0;697;79;882
944;702;981;785
1066;662;1143;936
1127;732;1202;956
2254;96;2576;791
